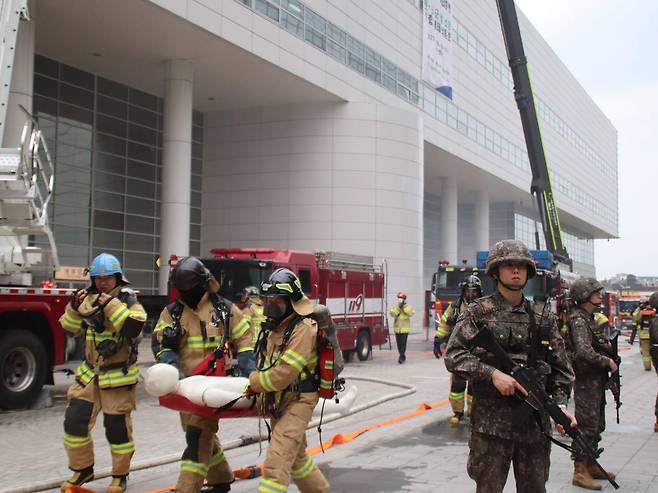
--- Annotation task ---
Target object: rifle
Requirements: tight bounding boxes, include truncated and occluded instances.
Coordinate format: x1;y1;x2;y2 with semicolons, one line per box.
606;329;622;424
471;325;619;490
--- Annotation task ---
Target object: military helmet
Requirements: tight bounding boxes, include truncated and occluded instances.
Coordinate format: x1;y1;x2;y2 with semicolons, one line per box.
169;256;211;292
649;291;658;309
261;268;313;316
570;277;604;304
485;240;536;278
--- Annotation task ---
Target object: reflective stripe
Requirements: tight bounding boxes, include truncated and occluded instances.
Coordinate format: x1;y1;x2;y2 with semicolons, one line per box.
184;335;220;350
109;305;130;327
231;318;250;340
97;365;140;388
85;329;117;343
237;345;255;353
64;433;92;448
320;378;333;389
208;450;225;468
128;307;147;321
437;326;451;338
154;319;170;332
258;477;288;493
156;348;173;358
75;362;96;385
281;349;307;372
61;313;83;330
291;456;315;479
110;441;135;455
258;370;277;392
324;360;333;369
449;392;465;399
181;460;209;477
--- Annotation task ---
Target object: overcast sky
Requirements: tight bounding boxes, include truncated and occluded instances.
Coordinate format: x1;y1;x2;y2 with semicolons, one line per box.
514;0;658;279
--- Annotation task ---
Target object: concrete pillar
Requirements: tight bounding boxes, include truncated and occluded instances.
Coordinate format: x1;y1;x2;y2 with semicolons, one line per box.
159;59;193;294
2;2;34;147
439;176;458;263
474;190;490;251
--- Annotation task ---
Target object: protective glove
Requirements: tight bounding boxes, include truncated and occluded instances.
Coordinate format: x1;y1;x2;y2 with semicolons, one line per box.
433;336;444;359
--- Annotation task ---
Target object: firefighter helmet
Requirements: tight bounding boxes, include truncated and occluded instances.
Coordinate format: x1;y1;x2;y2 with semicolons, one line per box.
397;292;407;300
649;292;658;310
241;285;260;302
485;240;536;278
169;257;211;292
570;277;604;304
260;268;313;316
461;274;482;292
88;253;129;284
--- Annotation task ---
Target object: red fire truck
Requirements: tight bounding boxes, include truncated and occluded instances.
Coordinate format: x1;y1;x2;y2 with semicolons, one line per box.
169;249;389;361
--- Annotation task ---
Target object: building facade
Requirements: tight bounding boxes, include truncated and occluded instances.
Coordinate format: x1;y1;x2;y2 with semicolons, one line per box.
6;0;618;308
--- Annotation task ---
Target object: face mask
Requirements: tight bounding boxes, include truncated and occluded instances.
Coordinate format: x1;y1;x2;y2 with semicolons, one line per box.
180;284;207;310
263;297;293;328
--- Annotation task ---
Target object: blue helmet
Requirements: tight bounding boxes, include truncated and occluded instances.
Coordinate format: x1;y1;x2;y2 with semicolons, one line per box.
89;253;129;283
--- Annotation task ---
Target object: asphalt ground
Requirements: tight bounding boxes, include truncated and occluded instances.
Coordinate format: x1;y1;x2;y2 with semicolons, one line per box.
1;330;656;493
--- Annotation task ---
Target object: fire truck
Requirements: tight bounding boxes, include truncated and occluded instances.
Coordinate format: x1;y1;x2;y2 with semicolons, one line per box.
618;291;650;329
169;249;389;362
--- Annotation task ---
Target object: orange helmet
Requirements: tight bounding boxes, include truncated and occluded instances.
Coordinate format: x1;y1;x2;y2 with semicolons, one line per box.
397;291;407;300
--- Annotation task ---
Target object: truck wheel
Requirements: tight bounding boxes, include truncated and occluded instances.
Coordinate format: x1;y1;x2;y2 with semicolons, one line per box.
0;330;48;410
355;330;371;361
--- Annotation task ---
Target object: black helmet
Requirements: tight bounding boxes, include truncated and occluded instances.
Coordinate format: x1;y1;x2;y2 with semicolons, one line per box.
169;257;211;292
261;268;313;316
461;274;482;292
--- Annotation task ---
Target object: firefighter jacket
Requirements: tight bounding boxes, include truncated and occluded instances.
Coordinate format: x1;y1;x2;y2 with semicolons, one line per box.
436;300;468;340
249;314;319;414
567;307;613;377
60;287;146;389
638;308;656;340
153;293;252;377
390;302;415;334
243;301;266;345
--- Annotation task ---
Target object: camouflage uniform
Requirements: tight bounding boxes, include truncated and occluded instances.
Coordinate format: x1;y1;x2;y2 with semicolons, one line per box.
567;306;611;459
445;293;572;492
649;293;658;431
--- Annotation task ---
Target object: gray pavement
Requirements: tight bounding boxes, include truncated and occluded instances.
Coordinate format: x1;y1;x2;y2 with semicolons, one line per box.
2;331;657;493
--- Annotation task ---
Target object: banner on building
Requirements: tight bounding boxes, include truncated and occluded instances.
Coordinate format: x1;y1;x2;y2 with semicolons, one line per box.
422;0;454;99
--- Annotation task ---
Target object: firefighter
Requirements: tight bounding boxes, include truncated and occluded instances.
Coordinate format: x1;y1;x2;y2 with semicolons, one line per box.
389;292;415;364
628;303;643;345
248;268;329;493
649;292;658;433
435;274;482;425
242;285;266;349
152;257;253;493
567;278;618;490
638;301;655;371
59;253;146;493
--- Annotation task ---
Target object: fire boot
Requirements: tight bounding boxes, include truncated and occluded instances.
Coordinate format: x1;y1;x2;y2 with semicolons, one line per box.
200;483;232;493
572;461;602;490
60;466;95;492
449;412;464;426
654;418;658;433
107;475;127;493
586;460;616;481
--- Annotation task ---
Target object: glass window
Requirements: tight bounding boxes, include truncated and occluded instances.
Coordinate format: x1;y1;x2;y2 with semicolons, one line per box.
126;214;154;234
192;142;203;159
365;48;381;68
128;105;157;128
304;8;325;33
95;191;125;212
97;95;128;119
347;36;365;59
191;191;202;208
95;152;126;174
95;171;125;193
191;174;202;191
34;75;58;99
191;207;201;224
35;55;59;78
348;52;365;73
190;224;201;239
58;122;92;148
127;142;156;163
96;133;126;156
93;210;124;230
382;58;397;78
192;158;203;175
92;228;124;249
125;233;154;252
126;196;155;215
96;114;127;138
327;23;346;45
98;77;129;100
127;178;155;199
59;103;93;126
124;252;154;270
255;0;279;21
365;64;381;83
34;95;58;117
60;83;94;109
327;39;346;62
192;110;204;127
60;64;94;90
192;125;204;143
128;124;157;146
57;145;92;169
282;0;303;18
126;160;156;181
124;269;154;289
281;10;304;38
129;88;158;111
190;241;201;257
382;74;396;93
305;27;326;50
54;204;89;228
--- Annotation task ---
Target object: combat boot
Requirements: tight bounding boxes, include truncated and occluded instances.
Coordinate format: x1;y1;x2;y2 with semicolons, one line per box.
586;460;616;481
654;418;658;432
200;483;231;493
107;475;127;493
60;466;94;492
572;461;602;490
449;412;464;425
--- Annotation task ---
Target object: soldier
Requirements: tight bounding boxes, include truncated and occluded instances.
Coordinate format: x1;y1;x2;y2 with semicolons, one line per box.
567;278;618;490
445;240;575;493
59;253;146;493
248;268;329;493
435;274;483;424
152;257;253;493
649;292;658;433
389;292;415;364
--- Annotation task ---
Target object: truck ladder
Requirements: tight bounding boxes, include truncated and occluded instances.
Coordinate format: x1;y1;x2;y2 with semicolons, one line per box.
0;0;28;136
